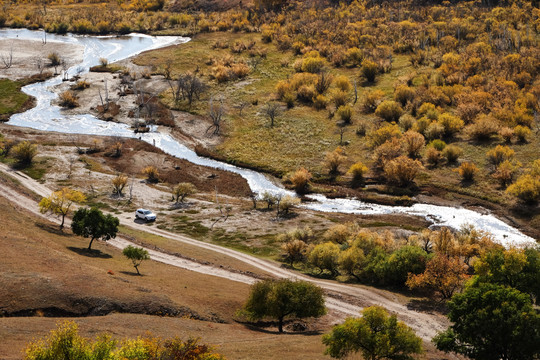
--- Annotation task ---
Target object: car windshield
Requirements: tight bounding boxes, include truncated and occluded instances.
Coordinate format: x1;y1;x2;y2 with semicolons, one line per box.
143;210;152;214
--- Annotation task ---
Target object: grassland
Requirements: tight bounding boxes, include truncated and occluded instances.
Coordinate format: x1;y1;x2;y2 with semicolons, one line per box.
0;194;338;360
0;79;32;121
135;31;540;227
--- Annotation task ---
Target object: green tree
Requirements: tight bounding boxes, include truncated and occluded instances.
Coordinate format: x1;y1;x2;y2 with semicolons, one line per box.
434;283;540;360
322;306;423;359
242;279;326;333
383;246;428;286
123;245;150;275
71;207;119;250
39;188;86;229
308;242;341;276
473;247;540;303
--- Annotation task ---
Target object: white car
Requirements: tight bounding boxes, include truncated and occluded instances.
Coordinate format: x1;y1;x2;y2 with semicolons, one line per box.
135;208;156;222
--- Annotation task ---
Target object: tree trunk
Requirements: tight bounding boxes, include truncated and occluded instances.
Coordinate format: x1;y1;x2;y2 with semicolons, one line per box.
278;316;284;333
135;265;140;275
60;214;65;229
88;237;95;250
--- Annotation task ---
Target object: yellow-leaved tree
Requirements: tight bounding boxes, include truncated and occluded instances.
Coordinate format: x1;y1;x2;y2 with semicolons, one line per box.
39;188;86;229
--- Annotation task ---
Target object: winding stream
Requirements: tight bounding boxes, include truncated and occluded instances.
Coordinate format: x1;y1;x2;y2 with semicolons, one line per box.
1;29;536;247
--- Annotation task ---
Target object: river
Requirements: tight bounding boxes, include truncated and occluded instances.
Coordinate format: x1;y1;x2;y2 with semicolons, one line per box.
0;29;536;247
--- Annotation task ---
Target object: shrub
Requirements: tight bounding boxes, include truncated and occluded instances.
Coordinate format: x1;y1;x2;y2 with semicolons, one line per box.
360;59;378;82
331;90;349;108
486;145;515;166
428;139;446;151
369;124;401;148
456;162;478;181
297;85;316;103
442;145;463;163
499;127;514;143
506;174;540;204
313;94;328;110
394;85;415;106
424;122;445;140
425;147;442;167
467;115;500;141
375;100;403;122
348;162;368;183
324;147;347;174
231;63;250;78
399;114;416;132
290;167;312;194
417;102;439;120
275;81;291;100
492;160;521;187
334;75;352;92
337;105;353;124
402;130;425;158
413;117;431;135
383;156;422;186
58;91;79;108
142;166;159;183
362;90;385;113
11;141;38;165
513;125;531;143
438;113;464;137
301;56;326;73
373;138;403;169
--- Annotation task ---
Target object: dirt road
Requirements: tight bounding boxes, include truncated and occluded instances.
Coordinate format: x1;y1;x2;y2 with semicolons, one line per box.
0;162;450;341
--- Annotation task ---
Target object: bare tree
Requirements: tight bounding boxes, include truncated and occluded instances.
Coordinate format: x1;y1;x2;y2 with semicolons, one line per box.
234;101;249;116
35;56;45;75
162;59;173;80
206;97;225;135
263;102;281;127
1;44;13;69
61;58;70;81
168;72;206;106
98;79;110;111
353;80;358;104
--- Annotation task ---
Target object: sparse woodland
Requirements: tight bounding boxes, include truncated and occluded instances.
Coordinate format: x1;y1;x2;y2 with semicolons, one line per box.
0;0;539;358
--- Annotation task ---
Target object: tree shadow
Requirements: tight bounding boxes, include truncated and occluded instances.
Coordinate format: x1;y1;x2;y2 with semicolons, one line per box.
236;320;323;336
67;246;112;259
35;221;71;237
407;298;448;314
119;270;142;277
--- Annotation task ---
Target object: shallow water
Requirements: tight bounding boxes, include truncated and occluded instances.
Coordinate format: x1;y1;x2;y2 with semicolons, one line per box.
1;29;536;247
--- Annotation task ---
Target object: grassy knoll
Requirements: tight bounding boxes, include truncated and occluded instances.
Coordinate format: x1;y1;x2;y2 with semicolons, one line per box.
0;79;32;121
0;194;333;360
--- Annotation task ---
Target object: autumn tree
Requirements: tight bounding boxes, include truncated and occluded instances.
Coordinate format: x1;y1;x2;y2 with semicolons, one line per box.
281;239;308;267
347;162;368;185
11;141;38;165
172;182;197;204
289;167;311;194
323;306;423;359
406;254;469;299
383;156;422;186
71;207;119;250
324;147;347;175
433;284;540;360
338;246;366;281
111;174;128;196
123;245;150;275
142;166;159;183
308;242;340;276
39;188;86;229
242;279;326;333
